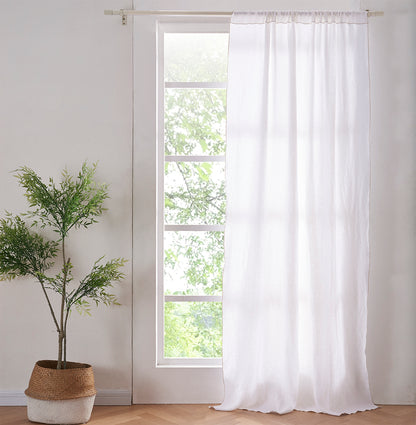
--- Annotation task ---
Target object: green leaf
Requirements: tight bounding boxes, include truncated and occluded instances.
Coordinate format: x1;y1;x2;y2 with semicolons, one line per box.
0;215;58;280
67;257;127;312
14;162;109;239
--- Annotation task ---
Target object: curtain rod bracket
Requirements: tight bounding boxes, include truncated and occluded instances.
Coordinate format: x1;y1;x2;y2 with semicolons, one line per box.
104;9;127;25
121;10;127;25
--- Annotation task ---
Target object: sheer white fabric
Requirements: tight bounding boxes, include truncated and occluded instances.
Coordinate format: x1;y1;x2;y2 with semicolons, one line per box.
217;11;376;416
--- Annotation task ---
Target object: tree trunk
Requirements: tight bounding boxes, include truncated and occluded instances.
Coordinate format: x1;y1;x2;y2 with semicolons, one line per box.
57;332;64;369
63;309;69;369
57;238;67;370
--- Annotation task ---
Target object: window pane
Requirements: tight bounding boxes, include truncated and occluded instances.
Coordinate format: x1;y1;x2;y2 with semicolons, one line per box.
164;162;225;225
165;33;229;82
164;231;224;296
165;88;226;156
164;302;222;358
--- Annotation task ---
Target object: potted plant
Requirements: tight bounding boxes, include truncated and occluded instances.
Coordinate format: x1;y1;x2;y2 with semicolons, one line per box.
0;162;126;424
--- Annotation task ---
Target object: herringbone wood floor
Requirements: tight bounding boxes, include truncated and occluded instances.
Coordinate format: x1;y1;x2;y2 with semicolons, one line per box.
0;404;415;425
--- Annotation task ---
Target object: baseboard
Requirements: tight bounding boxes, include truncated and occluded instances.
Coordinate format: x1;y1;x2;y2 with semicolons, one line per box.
0;390;131;406
0;391;26;406
95;390;131;405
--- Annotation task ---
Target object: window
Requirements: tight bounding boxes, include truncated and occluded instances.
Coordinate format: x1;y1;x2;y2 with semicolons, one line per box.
157;26;228;365
133;18;229;402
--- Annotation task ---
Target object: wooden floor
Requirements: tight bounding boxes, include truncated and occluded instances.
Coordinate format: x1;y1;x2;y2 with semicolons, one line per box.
0;404;415;425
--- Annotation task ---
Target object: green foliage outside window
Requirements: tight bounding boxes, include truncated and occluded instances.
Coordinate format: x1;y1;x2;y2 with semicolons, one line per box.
163;33;228;358
165;302;223;358
164;232;224;296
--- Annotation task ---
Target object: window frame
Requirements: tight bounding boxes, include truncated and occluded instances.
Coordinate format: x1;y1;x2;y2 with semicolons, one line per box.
157;22;229;367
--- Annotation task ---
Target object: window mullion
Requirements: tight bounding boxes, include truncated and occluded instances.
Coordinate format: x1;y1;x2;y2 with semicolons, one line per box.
165;81;227;89
165;295;222;302
165;225;225;232
165;155;225;162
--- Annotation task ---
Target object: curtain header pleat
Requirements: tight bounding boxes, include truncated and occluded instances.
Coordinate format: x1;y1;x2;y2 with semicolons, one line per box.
231;11;368;24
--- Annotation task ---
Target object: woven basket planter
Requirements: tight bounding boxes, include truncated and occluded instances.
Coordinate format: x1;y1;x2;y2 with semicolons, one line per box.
25;360;96;424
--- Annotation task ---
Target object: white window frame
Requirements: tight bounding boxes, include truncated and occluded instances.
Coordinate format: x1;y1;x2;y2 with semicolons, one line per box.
157;22;228;367
133;15;229;403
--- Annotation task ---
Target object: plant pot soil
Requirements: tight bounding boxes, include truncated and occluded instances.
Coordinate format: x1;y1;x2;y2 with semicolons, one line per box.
25;360;96;424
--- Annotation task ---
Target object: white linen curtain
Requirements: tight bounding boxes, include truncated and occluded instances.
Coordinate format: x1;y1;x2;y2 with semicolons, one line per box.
217;11;376;415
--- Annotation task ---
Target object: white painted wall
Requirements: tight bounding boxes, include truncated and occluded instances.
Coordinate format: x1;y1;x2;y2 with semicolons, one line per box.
0;0;414;406
0;0;133;399
364;0;416;405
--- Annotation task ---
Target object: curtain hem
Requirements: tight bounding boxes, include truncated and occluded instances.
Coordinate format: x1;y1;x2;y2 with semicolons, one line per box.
213;404;378;416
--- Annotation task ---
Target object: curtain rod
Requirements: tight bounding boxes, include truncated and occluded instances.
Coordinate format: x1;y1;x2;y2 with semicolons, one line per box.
104;9;384;25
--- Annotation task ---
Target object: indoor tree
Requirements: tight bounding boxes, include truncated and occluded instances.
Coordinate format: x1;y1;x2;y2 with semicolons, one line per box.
0;163;126;369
